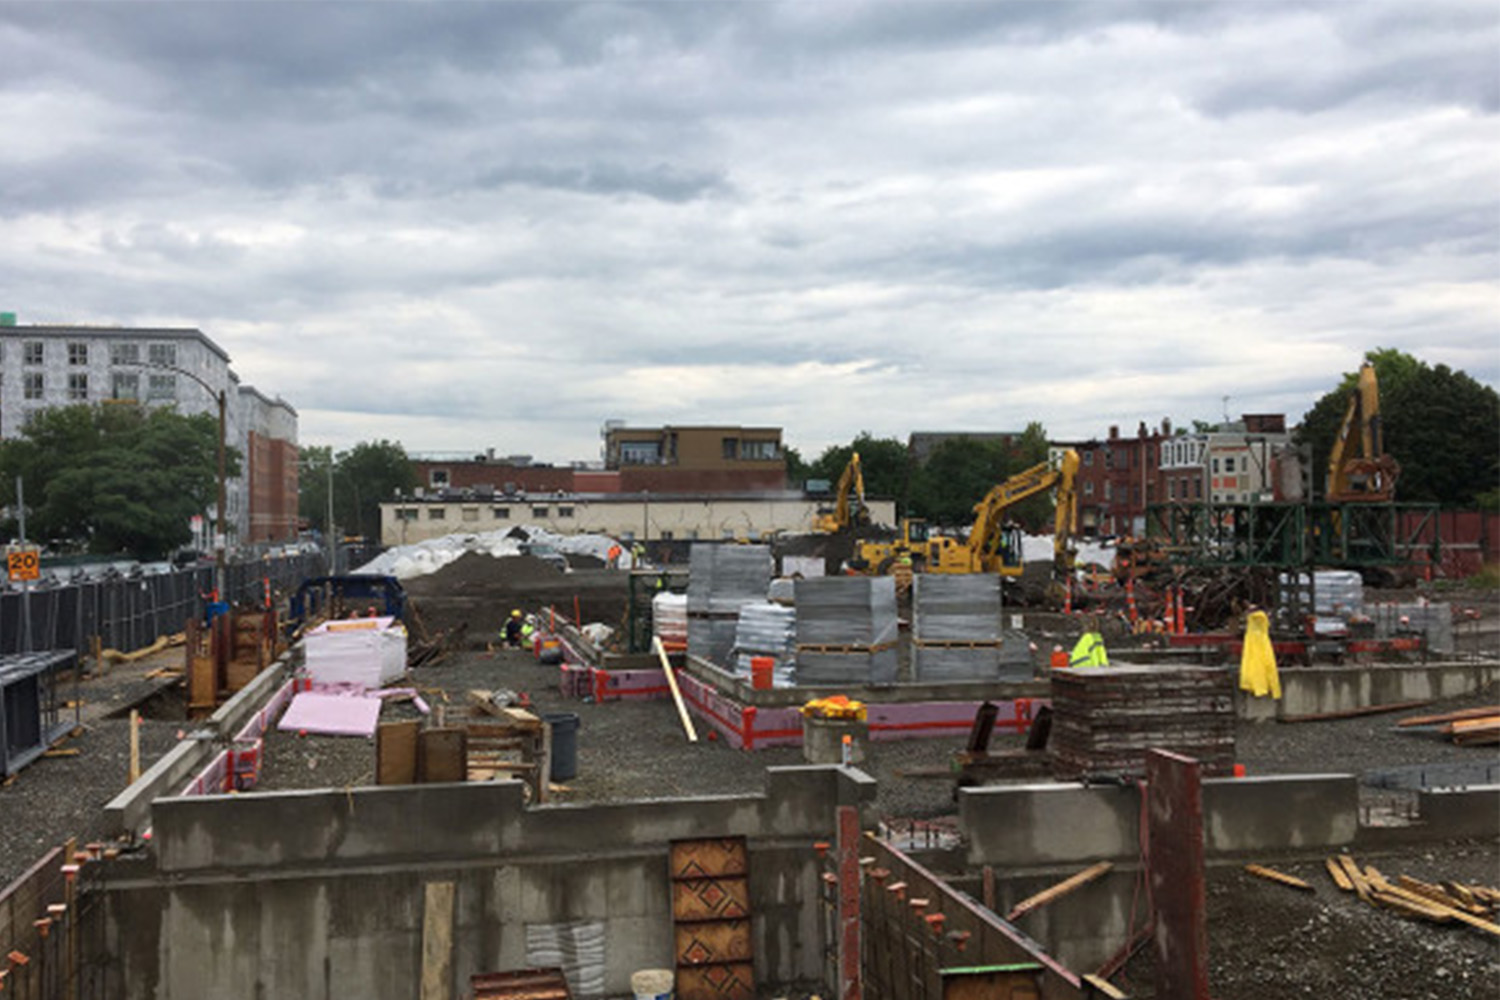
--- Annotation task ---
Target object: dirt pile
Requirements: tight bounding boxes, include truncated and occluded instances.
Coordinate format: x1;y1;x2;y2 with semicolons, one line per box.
404;553;631;644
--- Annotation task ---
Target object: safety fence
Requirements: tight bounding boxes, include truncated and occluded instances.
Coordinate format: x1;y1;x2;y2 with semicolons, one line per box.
0;552;327;656
0;840;119;1000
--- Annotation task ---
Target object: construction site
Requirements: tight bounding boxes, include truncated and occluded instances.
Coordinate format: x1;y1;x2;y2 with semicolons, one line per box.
1;382;1497;1000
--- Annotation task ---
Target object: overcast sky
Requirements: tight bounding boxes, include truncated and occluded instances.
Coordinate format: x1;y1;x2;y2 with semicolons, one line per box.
1;2;1495;463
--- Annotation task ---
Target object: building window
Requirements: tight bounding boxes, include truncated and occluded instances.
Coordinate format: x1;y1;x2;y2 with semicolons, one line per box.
67;373;88;400
739;440;780;460
492;507;510;519
660;530;673;540
618;441;661;465
23;341;43;365
396;508;419;521
531;506;549;519
111;343;140;365
1084;481;1095;497
112;372;140;400
557;505;574;518
67;342;88;365
1224;457;1235;473
148;343;176;367
1103;481;1112;500
722;437;738;460
428;508;446;521
23;372;43;400
461;507;479;522
1194;478;1202;499
148;374;176;400
430;469;450;488
1082;451;1093;467
1104;449;1113;469
1169;480;1177;500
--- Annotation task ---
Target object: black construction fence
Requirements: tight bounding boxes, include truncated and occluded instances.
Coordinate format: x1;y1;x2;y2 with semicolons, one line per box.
0;551;329;657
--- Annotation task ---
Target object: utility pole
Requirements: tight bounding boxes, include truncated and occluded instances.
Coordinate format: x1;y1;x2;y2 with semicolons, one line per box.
327;460;337;575
215;389;227;602
16;476;31;653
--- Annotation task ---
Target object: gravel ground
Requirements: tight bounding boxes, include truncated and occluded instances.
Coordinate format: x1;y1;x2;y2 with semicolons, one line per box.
1118;842;1500;999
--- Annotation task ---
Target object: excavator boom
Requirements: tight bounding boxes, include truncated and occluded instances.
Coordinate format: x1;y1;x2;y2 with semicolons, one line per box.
1326;362;1399;502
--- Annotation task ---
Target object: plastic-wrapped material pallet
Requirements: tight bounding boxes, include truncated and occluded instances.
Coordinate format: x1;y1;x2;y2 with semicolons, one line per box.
733;602;797;686
686;544;773;667
1369;602;1454;654
912;575;1003;682
303;617;407;689
1050;665;1236;779
794;577;898;686
1280;570;1364;616
652;592;688;650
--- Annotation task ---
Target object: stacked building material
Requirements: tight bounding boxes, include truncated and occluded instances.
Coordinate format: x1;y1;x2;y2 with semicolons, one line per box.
794;577;898;686
686;544;773;669
911;575;1004;682
1368;602;1454;655
733;602;797;686
651;592;688;652
1050;665;1236;778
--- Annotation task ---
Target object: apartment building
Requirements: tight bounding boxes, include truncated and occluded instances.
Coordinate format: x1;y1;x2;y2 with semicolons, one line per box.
0;324;298;546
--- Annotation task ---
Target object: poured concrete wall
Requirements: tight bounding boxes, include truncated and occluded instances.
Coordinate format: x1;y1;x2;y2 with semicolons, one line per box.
1238;662;1500;721
102;766;874;1000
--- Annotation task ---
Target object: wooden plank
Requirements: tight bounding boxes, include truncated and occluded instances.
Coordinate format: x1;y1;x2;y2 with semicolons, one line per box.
675;963;753;1000
420;881;455;1000
1006;862;1113;922
672;877;751;922
654;636;698;744
674;919;752;963
1325;857;1354;892
1336;856;1371;903
1397;876;1486;915
1279;699;1432;724
1245;865;1313;892
419;728;467;784
1371;889;1452;922
670;839;748;880
377;721;420;785
1396;705;1500;728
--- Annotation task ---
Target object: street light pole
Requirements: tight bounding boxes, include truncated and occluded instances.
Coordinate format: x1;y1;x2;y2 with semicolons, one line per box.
215;389;227;602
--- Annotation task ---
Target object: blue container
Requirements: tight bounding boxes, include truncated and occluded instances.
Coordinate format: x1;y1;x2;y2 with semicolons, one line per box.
205;601;230;624
544;712;581;782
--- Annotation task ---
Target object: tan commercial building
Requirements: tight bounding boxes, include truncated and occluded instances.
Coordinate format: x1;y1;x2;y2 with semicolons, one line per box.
380;492;897;547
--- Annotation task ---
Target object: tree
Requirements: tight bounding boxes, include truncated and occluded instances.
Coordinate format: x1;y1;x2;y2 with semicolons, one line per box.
1297;349;1500;506
808;433;911;514
0;403;240;558
907;422;1054;528
300;440;417;541
782;445;809;489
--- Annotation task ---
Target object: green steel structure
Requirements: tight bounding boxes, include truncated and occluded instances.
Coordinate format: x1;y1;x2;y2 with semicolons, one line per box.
1143;501;1441;571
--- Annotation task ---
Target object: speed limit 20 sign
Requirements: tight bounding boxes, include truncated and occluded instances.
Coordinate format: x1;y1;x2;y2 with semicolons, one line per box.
7;548;40;582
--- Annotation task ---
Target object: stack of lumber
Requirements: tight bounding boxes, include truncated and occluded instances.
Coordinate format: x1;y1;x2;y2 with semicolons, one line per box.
794;576;899;685
1397;705;1500;746
1050;665;1236;778
1324;853;1500;937
687;544;773;668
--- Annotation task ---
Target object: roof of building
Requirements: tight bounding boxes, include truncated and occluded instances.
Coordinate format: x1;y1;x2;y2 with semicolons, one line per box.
0;325;231;363
237;383;298;416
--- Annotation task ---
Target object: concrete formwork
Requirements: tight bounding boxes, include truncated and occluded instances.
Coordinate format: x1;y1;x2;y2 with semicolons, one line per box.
99;766;876;1000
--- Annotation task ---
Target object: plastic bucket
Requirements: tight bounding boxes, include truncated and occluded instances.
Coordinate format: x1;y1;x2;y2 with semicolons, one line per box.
543;712;581;782
631;969;674;1000
1049;649;1070;669
750;656;775;690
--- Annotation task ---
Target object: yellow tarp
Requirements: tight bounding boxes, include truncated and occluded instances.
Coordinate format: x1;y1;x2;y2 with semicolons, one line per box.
1239;610;1281;699
801;695;867;721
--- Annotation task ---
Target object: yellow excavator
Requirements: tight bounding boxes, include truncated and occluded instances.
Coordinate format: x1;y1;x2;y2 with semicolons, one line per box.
1326;362;1400;502
856;449;1080;576
812;453;871;533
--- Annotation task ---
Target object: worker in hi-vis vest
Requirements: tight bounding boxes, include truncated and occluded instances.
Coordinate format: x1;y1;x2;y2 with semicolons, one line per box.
1069;621;1109;668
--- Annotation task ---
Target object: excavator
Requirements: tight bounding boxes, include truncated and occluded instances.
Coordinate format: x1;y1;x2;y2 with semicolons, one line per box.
812;452;871;533
1326;361;1400;502
856;449;1080;577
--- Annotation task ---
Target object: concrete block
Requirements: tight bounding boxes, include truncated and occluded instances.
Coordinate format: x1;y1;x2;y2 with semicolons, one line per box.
103;732;218;835
961;782;1143;866
1203;774;1359;853
1416;785;1500;840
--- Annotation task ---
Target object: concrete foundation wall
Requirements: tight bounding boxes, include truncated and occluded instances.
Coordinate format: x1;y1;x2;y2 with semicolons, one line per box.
103;766;874;1000
961;774;1362;868
1238;662;1500;722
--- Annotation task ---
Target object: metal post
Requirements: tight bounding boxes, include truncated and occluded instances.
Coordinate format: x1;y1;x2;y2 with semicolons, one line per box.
836;804;862;1000
17;475;32;653
326;461;337;575
215;389;227;603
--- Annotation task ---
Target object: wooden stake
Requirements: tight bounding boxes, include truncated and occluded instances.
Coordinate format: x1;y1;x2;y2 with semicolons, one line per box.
419;881;455;1000
1245;864;1314;892
653;636;698;744
1006;861;1113;921
128;710;141;784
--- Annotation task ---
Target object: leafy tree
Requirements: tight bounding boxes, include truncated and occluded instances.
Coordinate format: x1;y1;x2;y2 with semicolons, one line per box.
0;403;240;558
1297;349;1500;506
907;423;1054;528
808;433;910;515
300;440;417;540
782;445;809;488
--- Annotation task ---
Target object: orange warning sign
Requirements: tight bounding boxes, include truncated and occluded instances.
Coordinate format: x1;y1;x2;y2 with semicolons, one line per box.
7;548;40;582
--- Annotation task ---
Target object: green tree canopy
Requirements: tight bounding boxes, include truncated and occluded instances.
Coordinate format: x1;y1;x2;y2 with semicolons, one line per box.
0;403;240;558
807;433;910;516
300;440;417;540
907;422;1053;528
1297;348;1500;506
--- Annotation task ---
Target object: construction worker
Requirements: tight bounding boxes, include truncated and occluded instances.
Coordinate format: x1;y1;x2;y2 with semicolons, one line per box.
607;543;622;569
504;609;525;647
1069;620;1109;668
631;541;646;568
519;614;538;648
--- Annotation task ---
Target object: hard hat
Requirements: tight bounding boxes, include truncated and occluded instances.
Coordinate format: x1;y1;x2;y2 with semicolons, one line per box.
511;609;522;618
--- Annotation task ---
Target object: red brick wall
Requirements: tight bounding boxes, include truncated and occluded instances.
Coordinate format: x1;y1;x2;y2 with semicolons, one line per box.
413;462;576;494
248;433;299;542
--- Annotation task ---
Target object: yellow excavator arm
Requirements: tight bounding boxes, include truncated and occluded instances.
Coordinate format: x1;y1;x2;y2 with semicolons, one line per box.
813;452;870;533
1327;362;1399;502
964;449;1080;574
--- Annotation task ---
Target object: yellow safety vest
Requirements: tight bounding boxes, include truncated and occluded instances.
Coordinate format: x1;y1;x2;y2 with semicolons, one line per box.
1069;632;1109;668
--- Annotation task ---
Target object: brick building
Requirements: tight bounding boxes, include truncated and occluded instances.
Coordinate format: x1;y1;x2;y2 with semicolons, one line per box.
1054;422;1171;538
